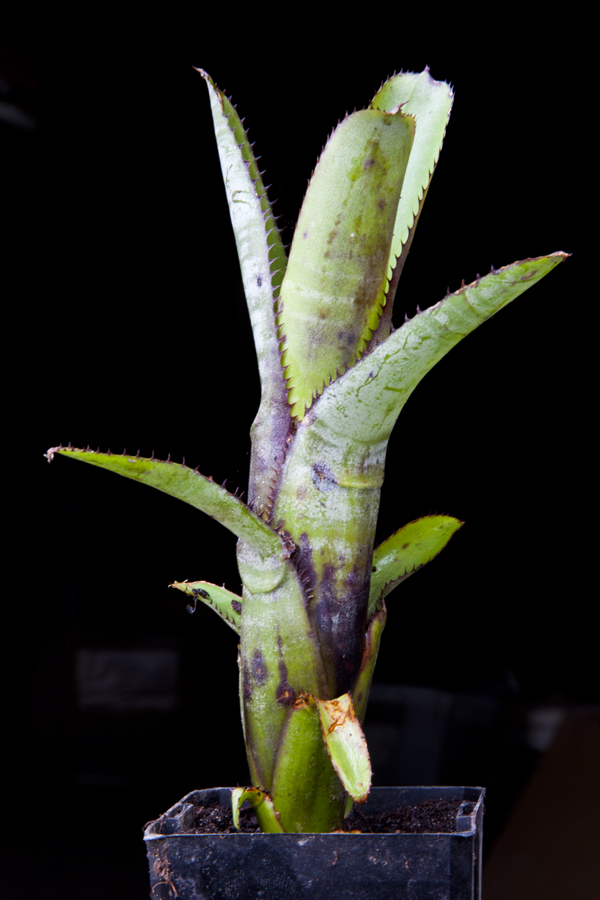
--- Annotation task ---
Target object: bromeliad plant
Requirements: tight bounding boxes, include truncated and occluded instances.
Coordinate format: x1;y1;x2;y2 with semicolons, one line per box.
46;67;566;834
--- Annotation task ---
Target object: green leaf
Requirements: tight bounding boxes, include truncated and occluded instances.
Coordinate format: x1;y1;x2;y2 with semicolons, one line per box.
344;608;387;821
370;69;454;321
231;787;285;833
270;416;385;698
170;580;242;633
237;544;331;794
270;698;347;833
198;69;286;369
45;446;284;560
198;69;290;517
280;107;415;419
311;253;568;447
351;607;387;726
368;515;463;618
315;693;371;804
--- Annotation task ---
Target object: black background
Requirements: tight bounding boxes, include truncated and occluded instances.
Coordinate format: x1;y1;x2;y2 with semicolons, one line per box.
3;12;588;898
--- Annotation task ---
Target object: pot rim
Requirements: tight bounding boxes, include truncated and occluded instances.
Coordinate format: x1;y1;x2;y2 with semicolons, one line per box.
144;785;485;841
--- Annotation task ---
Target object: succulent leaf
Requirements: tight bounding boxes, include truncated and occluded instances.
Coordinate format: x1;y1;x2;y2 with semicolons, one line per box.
369;69;454;331
315;693;371;804
231;787;284;833
350;606;387;726
45;446;283;560
279;107;415;419
199;69;290;516
170;580;242;633
343;606;387;821
368;515;463;619
269;421;385;697
48;69;569;837
311;253;568;447
269;699;347;833
237;541;330;792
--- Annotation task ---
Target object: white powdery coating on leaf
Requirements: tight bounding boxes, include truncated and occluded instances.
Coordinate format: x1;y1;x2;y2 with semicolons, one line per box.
207;85;279;375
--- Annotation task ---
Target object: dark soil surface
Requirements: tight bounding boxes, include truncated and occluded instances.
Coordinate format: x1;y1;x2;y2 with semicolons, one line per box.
186;799;261;834
343;798;463;834
184;797;464;835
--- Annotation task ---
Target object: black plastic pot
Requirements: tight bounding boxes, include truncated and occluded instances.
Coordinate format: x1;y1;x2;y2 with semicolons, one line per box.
144;786;484;899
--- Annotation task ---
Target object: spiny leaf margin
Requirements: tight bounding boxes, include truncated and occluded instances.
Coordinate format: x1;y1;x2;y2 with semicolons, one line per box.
371;69;454;297
198;68;287;310
368;515;463;619
45;446;285;560
308;253;568;444
279;106;414;420
199;68;290;517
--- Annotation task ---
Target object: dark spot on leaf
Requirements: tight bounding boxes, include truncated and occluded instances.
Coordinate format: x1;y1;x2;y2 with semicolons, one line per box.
251;649;269;686
243;661;252;700
312;562;370;696
275;649;296;706
312;462;338;492
402;543;409;549
364;158;376;168
231;599;242;614
257;275;262;287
